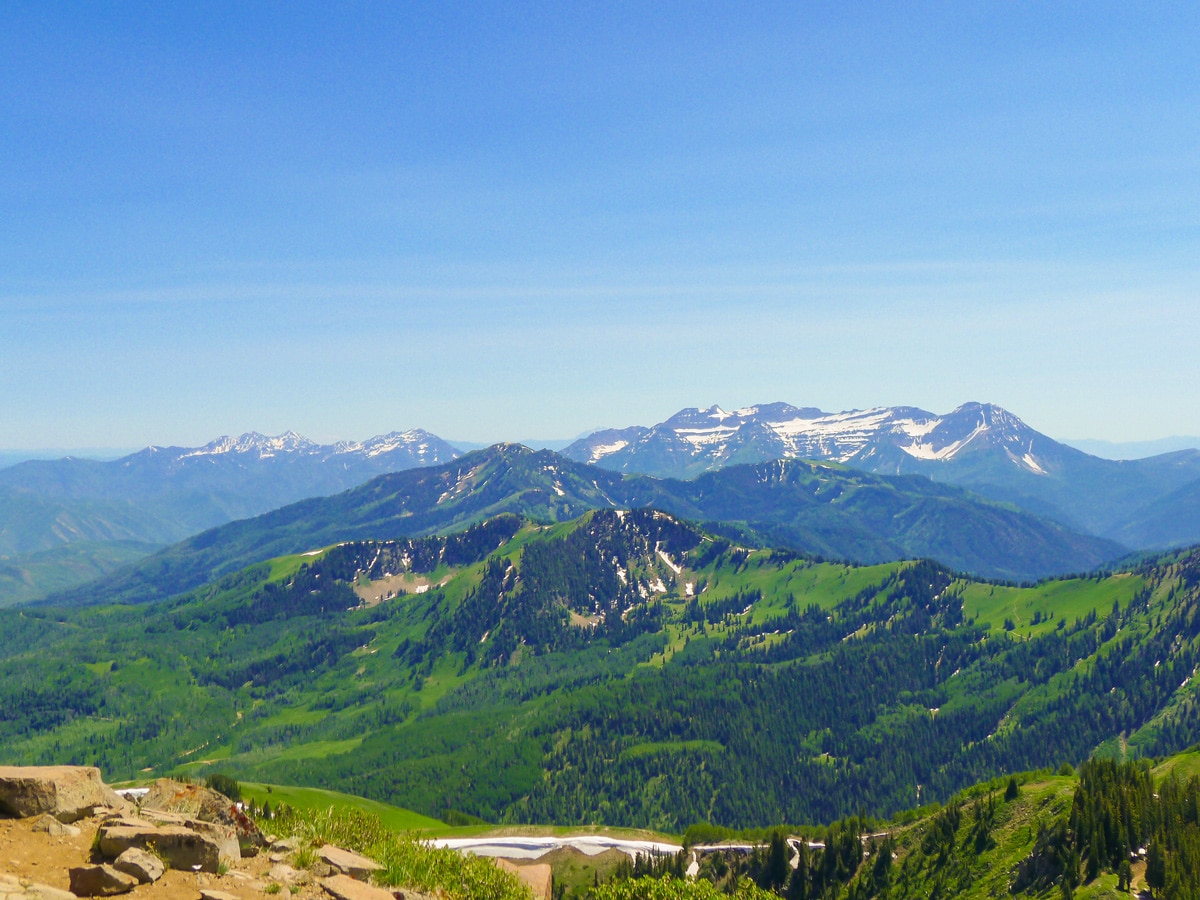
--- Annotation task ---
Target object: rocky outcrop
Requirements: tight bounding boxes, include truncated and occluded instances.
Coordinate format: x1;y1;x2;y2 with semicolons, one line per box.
140;779;265;855
0;767;125;823
67;866;136;897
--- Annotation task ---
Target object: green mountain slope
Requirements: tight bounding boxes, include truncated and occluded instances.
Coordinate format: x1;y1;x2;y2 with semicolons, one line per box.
0;540;160;608
1;510;1196;833
46;445;1123;607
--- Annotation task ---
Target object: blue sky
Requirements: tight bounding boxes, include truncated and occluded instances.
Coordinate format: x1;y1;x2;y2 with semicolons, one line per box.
2;3;1197;449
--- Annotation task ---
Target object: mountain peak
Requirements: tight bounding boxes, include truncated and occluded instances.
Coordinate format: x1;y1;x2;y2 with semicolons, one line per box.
562;400;1060;479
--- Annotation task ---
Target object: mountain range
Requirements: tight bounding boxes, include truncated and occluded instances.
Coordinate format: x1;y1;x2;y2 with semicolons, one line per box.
6;400;1200;607
562;401;1200;544
0;429;461;605
44;443;1122;607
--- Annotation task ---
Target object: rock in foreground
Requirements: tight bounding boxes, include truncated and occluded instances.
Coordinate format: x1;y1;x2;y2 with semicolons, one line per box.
68;865;136;897
0;767;125;823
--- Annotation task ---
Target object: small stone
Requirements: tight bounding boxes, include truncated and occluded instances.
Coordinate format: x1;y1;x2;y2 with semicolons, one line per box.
112;847;165;884
270;838;298;853
268;865;301;884
69;864;137;897
198;891;241;900
29;814;82;837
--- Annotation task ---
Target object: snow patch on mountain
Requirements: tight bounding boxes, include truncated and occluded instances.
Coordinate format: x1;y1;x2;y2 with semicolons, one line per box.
566;401;1054;475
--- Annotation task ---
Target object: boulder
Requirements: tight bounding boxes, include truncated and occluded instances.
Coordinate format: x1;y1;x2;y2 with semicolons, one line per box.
128;809;241;862
495;860;552;900
98;823;222;873
0;766;125;823
319;875;394;900
318;845;382;880
68;866;136;897
112;847;165;884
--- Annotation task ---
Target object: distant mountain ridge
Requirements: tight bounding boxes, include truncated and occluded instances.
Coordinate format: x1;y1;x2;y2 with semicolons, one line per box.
0;428;461;555
46;443;1124;607
0;429;463;606
567;402;1076;476
563;401;1200;546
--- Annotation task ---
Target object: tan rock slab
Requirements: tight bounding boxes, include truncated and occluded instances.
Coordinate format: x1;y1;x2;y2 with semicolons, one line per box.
495;859;552;900
112;847;164;884
98;824;222;873
0;874;76;900
317;847;381;881
68;865;136;897
134;811;240;863
319;875;393;900
0;767;125;823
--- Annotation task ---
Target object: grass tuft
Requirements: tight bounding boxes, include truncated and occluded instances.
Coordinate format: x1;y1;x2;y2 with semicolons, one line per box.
263;804;530;900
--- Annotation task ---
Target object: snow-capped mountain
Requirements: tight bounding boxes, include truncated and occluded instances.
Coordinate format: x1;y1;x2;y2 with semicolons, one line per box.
564;401;1058;478
562;401;1200;543
172;429;455;466
0;429;463;556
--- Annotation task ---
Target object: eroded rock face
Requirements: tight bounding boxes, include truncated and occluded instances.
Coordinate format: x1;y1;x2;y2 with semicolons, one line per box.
98;824;222;873
67;865;136;897
0;767;125;823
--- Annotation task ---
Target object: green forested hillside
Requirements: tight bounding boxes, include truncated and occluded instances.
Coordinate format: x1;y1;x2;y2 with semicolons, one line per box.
2;509;1198;835
47;445;1122;609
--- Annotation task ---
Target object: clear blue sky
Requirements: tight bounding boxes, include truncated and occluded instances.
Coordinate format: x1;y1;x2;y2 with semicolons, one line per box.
2;2;1197;449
